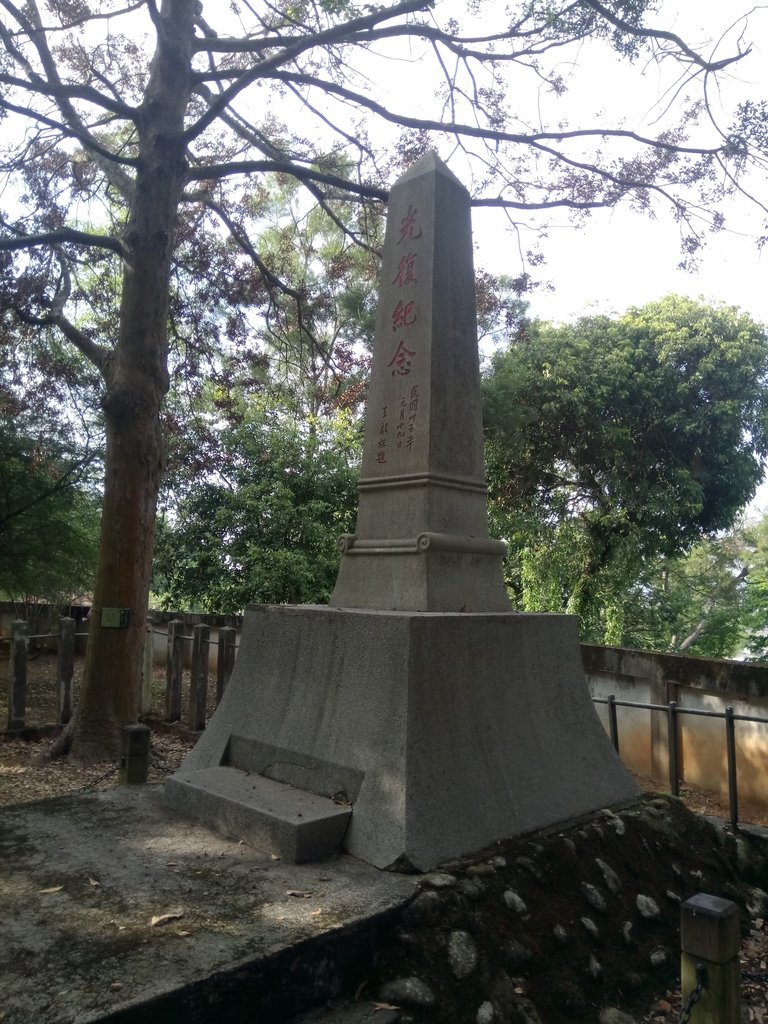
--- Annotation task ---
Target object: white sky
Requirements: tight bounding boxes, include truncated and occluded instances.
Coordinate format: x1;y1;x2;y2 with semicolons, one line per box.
468;1;768;327
463;2;768;514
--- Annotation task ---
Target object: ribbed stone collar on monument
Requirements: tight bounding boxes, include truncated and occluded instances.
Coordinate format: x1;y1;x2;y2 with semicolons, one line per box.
330;152;511;612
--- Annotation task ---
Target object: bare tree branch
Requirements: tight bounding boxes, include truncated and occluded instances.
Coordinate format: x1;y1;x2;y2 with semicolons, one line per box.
183;0;433;143
0;71;137;119
0;0;138;198
581;0;751;72
0;226;124;257
186;157;388;200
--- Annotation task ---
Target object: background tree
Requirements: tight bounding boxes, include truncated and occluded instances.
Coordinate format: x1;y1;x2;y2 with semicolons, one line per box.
613;533;749;658
0;334;100;605
484;295;768;636
0;422;100;606
739;515;768;661
153;409;359;613
250;176;381;420
0;2;765;760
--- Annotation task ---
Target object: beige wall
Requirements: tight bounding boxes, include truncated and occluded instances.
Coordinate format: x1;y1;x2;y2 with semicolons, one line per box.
583;645;768;807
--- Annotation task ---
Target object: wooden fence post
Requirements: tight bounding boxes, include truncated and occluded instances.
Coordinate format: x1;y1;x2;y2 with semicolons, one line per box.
680;893;740;1023
187;623;209;731
140;624;154;717
57;616;75;724
119;724;152;785
165;619;183;722
8;620;27;730
216;626;237;703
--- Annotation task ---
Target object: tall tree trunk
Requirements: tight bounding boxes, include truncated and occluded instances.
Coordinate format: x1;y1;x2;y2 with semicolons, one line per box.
66;0;195;763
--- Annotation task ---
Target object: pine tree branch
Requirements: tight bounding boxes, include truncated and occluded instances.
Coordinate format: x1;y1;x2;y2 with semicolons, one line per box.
0;226;125;257
186;158;388;201
183;0;433;143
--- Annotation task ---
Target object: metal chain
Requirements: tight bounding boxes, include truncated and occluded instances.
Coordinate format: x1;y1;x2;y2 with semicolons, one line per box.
74;764;118;794
741;969;768;982
677;964;707;1024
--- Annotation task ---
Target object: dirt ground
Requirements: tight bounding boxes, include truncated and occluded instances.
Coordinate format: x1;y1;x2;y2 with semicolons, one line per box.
2;655;768;1023
0;653;195;805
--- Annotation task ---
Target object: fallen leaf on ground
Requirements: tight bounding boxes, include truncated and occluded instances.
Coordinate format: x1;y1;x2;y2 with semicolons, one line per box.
150;911;184;927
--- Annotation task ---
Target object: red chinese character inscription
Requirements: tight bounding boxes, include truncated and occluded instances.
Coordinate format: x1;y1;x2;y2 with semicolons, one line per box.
388;341;415;376
391;300;416;331
398;205;422;244
392;253;417;287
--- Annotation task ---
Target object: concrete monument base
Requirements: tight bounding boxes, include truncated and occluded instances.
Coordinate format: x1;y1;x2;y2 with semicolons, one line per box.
167;604;638;870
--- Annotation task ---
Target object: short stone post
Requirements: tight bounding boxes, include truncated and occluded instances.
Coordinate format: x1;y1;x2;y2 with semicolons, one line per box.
216;626;237;703
57;616;75;724
119;724;152;785
8;620;28;730
165;619;183;722
187;623;209;731
680;893;740;1023
140;623;154;716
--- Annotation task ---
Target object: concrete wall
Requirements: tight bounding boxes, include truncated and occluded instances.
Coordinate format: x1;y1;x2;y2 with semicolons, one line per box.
582;645;768;807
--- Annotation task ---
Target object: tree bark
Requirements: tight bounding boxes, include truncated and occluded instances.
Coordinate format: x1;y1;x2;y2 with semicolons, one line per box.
67;0;195;763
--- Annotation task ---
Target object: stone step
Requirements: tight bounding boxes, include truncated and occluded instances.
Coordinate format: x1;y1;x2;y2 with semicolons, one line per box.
165;766;352;863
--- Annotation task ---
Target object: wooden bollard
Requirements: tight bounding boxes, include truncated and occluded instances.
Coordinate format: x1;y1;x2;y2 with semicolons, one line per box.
119;724;151;785
680;893;741;1023
165;619;183;722
216;625;236;702
58;616;75;724
187;623;209;731
140;623;153;717
8;620;27;730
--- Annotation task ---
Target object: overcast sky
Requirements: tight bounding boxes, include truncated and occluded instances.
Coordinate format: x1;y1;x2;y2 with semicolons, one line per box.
470;1;768;327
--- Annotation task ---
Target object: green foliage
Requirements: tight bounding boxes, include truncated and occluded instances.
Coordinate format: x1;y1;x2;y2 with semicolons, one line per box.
617;534;748;658
252;176;381;419
152;410;359;613
484;295;768;637
739;515;768;660
0;424;100;602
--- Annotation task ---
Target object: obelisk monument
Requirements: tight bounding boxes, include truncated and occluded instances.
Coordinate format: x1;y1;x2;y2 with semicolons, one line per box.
330;153;510;611
166;154;638;871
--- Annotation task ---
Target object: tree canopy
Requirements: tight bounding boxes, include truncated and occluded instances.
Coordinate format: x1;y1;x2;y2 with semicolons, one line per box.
0;0;766;761
0;422;100;604
153;410;359;614
483;295;768;635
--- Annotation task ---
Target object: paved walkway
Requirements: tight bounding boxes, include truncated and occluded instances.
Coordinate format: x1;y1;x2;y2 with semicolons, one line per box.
0;784;414;1024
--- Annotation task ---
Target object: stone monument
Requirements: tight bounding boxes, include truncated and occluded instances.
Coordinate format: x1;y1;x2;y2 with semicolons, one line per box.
329;153;509;613
166;153;638;871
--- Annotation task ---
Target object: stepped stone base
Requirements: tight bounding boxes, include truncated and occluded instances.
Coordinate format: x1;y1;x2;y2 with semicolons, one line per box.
166;605;639;871
165;766;351;863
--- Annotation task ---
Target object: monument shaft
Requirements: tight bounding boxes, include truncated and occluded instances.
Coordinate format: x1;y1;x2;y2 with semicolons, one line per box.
331;153;509;611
